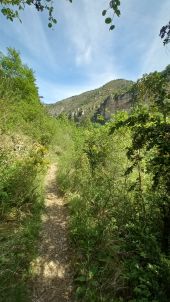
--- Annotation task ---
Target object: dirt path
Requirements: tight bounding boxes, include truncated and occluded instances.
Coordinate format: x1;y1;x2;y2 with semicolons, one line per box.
30;164;72;302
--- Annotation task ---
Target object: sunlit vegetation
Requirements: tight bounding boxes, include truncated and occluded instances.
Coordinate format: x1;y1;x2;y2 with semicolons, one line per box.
57;67;170;302
0;48;68;301
0;48;170;301
46;79;133;123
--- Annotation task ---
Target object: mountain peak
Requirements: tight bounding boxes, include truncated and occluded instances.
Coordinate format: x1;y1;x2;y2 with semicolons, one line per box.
46;79;134;122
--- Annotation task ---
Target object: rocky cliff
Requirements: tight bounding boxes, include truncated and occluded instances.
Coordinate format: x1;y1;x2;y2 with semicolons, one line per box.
46;79;134;122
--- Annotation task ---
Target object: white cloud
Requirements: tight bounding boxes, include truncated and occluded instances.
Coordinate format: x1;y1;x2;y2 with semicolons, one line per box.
139;0;170;75
1;0;170;104
76;45;92;66
60;0;118;75
38;70;117;104
35;0;170;103
38;78;92;103
1;7;58;69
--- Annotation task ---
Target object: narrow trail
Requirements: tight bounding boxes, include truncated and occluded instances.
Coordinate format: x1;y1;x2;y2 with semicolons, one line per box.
31;164;73;302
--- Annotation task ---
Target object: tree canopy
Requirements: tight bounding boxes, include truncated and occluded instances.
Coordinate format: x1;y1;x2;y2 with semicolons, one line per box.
0;47;38;102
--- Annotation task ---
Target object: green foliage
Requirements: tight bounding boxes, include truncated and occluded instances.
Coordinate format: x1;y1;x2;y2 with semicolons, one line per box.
57;71;170;301
0;0;169;46
102;0;121;31
47;79;133;122
0;48;38;103
0;148;45;301
1;46;170;301
0;0;57;27
0;48;60;301
160;21;170;45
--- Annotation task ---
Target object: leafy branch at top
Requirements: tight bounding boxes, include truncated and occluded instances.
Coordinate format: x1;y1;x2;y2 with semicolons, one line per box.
160;21;170;45
0;0;57;27
0;0;169;45
102;0;121;31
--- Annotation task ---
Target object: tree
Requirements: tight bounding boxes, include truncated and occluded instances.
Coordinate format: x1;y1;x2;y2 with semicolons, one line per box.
110;71;170;255
0;48;39;102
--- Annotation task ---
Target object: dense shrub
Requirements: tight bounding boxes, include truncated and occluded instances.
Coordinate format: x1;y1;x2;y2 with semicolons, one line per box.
57;72;170;301
0;48;58;301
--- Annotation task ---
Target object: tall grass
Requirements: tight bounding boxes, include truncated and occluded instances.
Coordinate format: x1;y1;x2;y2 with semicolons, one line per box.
57;115;170;302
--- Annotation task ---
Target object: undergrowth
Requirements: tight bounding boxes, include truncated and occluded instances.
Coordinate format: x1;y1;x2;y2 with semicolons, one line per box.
0;48;57;301
1;48;170;302
57;71;170;302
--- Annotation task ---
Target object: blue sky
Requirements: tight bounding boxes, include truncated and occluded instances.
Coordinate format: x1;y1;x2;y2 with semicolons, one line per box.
0;0;170;103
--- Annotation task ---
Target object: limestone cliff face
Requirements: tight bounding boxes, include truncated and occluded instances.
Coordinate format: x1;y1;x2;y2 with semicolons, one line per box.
92;91;133;122
46;79;134;122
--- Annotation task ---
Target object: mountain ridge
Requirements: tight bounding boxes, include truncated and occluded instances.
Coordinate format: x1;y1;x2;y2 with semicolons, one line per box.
46;79;134;122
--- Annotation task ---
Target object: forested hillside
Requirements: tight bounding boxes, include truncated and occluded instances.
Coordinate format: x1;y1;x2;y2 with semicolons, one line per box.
46;79;133;122
0;48;170;302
